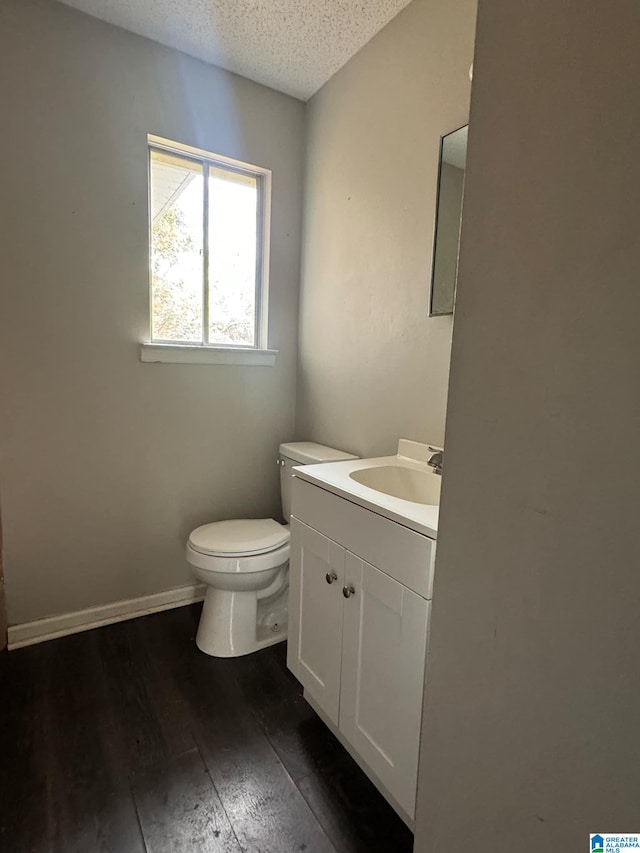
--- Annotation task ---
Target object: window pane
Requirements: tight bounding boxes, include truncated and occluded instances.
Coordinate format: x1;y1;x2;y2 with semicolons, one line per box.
150;150;204;342
208;167;258;346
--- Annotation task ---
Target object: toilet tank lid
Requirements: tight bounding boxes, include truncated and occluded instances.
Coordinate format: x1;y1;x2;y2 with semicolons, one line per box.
279;442;358;465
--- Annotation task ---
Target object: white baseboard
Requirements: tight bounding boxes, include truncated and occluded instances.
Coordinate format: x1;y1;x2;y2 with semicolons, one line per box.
7;583;206;650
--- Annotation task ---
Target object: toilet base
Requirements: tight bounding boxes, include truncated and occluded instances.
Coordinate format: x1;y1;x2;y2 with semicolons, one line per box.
196;586;288;658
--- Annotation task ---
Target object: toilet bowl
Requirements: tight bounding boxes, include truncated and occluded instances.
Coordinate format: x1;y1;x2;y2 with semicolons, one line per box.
187;519;291;657
186;442;358;658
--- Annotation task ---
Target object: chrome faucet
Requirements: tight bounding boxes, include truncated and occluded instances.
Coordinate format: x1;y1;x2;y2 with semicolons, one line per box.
427;447;443;475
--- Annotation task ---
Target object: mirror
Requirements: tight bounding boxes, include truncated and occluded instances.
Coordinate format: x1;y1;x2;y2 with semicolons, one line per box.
429;125;468;316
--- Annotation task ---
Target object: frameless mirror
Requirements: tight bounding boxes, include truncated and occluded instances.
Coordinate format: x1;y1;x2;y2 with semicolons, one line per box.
429;125;468;316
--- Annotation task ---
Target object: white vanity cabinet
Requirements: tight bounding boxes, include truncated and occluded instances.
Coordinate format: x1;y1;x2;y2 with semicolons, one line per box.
287;476;435;825
288;520;345;725
340;551;430;818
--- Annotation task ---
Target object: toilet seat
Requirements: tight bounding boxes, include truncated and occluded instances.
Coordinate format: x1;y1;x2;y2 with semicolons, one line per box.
186;538;290;576
188;518;289;558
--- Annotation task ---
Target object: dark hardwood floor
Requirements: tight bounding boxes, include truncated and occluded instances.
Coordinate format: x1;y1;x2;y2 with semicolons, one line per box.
0;604;414;853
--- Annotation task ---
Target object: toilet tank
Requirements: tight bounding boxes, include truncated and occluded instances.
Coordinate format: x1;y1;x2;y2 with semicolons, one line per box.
278;442;358;522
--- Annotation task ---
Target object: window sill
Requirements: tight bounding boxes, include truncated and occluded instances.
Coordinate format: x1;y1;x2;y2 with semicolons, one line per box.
140;343;278;366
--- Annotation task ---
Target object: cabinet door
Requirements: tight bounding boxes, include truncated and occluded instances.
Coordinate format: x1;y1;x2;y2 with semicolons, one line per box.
339;552;430;819
287;517;345;725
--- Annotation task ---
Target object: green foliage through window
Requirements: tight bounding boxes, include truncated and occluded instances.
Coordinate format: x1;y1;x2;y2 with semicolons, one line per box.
149;143;265;347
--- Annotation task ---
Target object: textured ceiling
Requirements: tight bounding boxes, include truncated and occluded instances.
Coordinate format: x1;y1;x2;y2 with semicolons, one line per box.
57;0;413;100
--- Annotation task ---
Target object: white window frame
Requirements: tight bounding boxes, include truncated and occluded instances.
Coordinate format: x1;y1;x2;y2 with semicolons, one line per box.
141;134;277;366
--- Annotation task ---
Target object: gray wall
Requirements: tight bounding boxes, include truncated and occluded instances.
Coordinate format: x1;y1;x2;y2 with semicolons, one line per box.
0;508;5;649
0;0;305;624
295;0;477;457
415;1;640;849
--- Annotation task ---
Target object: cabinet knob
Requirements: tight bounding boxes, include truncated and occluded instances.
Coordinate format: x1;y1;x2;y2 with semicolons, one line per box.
342;584;355;599
325;571;337;585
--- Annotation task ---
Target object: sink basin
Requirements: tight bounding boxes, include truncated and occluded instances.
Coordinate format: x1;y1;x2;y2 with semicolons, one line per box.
291;440;441;537
349;465;441;506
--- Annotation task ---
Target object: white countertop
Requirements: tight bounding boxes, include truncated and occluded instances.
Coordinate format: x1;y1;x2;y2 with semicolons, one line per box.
293;454;440;539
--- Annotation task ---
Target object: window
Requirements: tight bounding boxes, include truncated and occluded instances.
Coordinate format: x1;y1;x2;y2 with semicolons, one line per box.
144;136;274;364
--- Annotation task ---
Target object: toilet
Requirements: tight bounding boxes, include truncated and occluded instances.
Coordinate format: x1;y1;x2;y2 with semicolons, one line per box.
186;442;357;657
